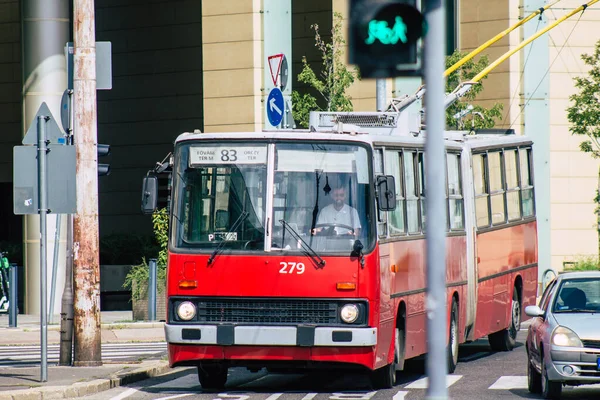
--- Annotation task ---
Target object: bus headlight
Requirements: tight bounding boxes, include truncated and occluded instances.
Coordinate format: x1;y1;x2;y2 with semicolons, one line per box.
340;304;359;323
177;301;196;321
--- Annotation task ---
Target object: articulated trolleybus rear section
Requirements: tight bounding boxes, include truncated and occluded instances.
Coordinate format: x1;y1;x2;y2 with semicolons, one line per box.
141;111;538;390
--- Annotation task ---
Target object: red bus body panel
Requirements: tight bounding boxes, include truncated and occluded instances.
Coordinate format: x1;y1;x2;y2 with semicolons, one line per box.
166;249;384;370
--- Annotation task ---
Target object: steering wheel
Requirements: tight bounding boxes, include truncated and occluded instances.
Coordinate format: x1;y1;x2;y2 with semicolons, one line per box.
314;223;355;237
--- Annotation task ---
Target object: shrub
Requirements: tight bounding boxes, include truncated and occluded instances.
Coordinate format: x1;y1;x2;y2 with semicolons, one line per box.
123;208;168;300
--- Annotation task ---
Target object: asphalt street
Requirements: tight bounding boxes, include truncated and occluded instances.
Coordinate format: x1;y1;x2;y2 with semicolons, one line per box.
82;330;600;400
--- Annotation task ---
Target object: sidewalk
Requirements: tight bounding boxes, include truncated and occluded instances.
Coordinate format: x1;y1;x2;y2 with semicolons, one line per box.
0;311;173;400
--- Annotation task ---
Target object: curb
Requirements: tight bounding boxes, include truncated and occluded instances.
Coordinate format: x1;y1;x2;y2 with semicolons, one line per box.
0;361;171;400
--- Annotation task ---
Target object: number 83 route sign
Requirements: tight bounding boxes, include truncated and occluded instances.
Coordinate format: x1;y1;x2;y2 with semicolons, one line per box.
266;87;284;127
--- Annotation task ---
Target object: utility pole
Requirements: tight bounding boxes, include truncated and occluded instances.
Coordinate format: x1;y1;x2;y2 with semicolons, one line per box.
72;0;102;366
424;0;447;399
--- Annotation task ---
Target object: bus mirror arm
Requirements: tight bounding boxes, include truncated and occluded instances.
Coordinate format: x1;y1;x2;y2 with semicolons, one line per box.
351;240;365;268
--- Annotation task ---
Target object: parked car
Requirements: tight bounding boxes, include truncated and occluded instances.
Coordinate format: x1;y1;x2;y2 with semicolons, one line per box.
525;271;600;399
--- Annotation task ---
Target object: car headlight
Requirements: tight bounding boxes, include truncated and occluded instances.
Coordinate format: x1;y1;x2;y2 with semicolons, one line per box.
177;301;196;321
552;326;583;347
340;304;359;323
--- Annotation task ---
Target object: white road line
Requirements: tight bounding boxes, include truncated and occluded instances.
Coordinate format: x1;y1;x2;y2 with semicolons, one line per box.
405;375;462;389
109;387;139;400
392;391;409;400
488;376;528;390
265;394;283;400
155;394;194;400
330;392;377;399
301;394;317;400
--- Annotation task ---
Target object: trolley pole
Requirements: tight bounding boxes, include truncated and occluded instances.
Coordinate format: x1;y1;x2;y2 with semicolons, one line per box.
72;0;102;366
424;0;447;399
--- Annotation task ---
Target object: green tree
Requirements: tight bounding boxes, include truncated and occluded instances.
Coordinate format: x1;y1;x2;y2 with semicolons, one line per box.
566;40;600;251
292;12;360;128
445;50;504;129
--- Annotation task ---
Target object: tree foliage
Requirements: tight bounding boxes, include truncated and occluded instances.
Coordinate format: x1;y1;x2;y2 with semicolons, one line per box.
567;41;600;158
445;50;504;129
292;12;360;128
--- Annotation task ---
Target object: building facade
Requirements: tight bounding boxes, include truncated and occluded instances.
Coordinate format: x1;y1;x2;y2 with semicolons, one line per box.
0;0;598;312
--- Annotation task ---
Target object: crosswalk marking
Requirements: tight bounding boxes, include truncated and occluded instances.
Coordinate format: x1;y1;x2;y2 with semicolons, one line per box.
404;375;462;389
392;391;409;399
0;342;166;367
488;376;528;390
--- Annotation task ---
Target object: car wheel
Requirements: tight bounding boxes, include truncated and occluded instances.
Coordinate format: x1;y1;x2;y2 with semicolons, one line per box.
541;359;562;399
447;299;459;374
527;348;542;393
198;364;228;390
488;288;520;351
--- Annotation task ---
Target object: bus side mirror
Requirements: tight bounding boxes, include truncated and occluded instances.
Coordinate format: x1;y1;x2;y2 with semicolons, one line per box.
376;175;396;211
141;175;158;215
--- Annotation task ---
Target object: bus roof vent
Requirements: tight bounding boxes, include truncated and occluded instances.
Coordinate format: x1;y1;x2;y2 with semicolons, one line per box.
309;111;419;136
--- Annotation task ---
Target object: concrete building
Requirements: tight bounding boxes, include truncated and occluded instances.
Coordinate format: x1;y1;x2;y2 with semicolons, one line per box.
0;0;598;312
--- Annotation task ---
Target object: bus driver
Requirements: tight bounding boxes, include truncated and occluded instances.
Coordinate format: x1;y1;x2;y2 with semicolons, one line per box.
312;186;361;237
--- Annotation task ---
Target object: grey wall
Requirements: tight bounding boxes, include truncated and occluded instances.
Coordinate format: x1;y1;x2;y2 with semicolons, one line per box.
0;0;23;243
95;0;204;236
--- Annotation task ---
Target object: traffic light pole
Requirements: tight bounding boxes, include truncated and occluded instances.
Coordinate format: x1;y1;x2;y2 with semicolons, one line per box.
72;0;102;366
424;0;447;399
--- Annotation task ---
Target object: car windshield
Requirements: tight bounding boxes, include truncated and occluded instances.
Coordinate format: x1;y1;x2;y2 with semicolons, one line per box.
552;278;600;313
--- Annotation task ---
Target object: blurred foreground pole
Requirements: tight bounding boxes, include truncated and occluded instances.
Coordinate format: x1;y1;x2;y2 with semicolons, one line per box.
72;0;102;366
424;0;448;399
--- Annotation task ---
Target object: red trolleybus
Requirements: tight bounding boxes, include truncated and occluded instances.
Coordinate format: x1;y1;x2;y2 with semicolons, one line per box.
141;113;538;389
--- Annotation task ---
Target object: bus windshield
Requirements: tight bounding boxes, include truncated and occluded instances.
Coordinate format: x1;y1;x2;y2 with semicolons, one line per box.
172;141;374;254
173;144;268;251
271;143;373;254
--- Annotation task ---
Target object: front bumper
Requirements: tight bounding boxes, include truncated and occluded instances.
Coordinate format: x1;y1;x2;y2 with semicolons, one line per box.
547;345;600;383
165;324;377;347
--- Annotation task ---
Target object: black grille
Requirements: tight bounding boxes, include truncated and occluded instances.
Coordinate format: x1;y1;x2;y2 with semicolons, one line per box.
582;340;600;349
197;299;338;324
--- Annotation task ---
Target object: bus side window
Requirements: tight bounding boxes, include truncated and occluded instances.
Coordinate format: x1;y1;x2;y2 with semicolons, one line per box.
488;151;506;225
473;154;489;228
504;149;521;221
385;150;405;235
447;153;464;230
404;150;420;234
519;148;535;217
418;152;426;232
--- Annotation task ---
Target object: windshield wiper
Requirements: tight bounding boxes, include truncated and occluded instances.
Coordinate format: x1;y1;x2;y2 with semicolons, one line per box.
279;219;326;268
207;211;249;265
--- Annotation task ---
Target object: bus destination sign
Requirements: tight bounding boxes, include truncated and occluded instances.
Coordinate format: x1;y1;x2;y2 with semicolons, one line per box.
190;146;268;165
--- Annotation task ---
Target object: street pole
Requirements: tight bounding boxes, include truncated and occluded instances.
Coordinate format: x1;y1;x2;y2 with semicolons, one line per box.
38;115;49;382
376;79;386;111
148;258;157;321
72;0;102;366
424;0;447;399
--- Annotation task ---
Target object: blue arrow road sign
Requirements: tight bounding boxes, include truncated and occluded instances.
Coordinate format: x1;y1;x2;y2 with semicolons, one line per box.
267;88;284;127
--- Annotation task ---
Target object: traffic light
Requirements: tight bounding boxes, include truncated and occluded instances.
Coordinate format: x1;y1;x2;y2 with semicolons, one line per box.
97;144;110;176
349;0;425;78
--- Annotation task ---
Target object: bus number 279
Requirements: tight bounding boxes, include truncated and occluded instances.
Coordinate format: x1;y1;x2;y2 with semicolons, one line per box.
279;262;305;274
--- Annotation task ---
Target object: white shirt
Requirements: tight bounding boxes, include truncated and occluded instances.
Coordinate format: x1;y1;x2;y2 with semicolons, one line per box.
316;204;361;230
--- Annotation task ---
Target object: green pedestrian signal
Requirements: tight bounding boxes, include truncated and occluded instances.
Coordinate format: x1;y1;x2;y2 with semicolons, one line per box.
366;16;408;45
350;0;425;78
